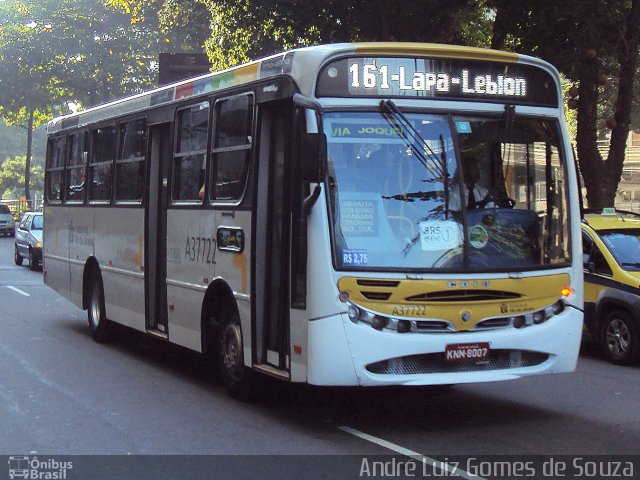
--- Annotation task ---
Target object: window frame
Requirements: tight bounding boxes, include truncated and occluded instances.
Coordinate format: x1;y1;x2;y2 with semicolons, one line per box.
172;101;210;204
46;136;66;204
114;117;148;204
64;131;89;204
88;124;117;203
209;92;255;204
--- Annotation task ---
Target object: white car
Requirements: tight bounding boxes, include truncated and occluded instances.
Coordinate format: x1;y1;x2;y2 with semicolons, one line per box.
14;212;43;270
0;204;15;236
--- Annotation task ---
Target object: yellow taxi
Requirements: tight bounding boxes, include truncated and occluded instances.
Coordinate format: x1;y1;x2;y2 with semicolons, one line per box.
582;209;640;364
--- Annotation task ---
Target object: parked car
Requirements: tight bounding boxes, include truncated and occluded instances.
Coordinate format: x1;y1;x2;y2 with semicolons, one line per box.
0;204;15;237
14;211;43;271
582;209;640;365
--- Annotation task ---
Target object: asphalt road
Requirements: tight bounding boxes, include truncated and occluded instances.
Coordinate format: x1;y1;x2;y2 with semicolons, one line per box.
0;234;639;476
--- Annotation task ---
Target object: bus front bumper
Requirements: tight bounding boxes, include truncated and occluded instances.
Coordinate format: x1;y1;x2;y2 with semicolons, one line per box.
306;307;583;387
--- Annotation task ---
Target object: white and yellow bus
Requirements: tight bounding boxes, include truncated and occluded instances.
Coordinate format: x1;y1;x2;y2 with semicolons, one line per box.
44;43;583;398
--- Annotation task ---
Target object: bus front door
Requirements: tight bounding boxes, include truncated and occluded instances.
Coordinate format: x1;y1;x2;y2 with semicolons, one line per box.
145;122;171;335
254;103;292;376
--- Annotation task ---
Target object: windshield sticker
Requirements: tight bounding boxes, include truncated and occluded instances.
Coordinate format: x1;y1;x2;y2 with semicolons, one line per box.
469;225;489;249
455;121;472;133
419;220;461;251
342;249;368;266
339;198;378;237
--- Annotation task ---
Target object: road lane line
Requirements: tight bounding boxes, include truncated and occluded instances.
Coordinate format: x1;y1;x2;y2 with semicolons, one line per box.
7;286;30;297
338;425;484;480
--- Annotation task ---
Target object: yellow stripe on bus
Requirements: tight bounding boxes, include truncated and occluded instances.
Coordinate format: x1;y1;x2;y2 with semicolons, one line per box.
354;42;519;63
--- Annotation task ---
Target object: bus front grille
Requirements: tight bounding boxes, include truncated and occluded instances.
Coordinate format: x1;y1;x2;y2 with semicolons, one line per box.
405;290;521;302
474;318;512;329
361;291;392;301
414;320;452;331
366;350;548;375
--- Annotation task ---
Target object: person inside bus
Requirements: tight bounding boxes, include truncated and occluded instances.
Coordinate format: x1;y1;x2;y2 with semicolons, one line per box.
449;156;489;211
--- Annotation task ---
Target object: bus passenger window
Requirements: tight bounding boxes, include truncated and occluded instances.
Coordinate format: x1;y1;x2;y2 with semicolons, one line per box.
65;133;87;202
46;136;66;202
173;102;209;201
89;126;116;201
116;119;147;202
211;94;253;201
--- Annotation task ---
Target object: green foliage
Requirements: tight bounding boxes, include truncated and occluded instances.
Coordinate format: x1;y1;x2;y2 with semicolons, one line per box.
199;0;493;69
0;119;46;164
0;156;43;198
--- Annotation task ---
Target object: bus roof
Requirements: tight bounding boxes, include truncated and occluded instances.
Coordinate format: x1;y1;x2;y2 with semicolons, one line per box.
47;42;556;134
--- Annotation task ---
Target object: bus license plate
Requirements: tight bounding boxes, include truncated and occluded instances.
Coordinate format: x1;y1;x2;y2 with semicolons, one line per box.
445;342;490;362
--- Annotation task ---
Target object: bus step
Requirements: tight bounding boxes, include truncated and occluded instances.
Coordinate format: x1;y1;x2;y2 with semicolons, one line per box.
254;364;289;380
145;329;169;340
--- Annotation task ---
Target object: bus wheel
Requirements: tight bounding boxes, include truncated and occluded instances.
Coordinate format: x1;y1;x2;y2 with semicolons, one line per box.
218;316;255;400
88;270;112;343
14;245;23;266
600;309;639;365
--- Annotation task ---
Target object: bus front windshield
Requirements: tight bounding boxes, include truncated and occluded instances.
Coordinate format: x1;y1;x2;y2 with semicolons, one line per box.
324;110;570;272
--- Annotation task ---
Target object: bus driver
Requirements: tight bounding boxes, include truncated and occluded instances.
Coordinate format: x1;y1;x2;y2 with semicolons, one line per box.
449;156;489;210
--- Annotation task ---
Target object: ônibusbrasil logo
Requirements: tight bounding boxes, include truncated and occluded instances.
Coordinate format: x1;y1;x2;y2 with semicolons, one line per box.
8;456;72;480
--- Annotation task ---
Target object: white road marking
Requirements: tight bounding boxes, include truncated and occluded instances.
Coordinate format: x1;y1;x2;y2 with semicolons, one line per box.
338;425;484;480
7;286;30;297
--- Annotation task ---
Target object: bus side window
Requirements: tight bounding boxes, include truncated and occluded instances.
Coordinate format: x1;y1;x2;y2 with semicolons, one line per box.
173;102;209;201
89;126;116;202
210;94;253;201
65;132;86;202
46;136;66;202
116;118;147;202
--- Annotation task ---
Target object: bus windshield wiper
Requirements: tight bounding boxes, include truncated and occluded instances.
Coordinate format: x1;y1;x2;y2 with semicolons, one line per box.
380;100;447;180
621;262;640;268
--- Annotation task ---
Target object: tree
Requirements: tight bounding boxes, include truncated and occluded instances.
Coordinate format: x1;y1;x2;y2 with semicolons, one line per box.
0;156;44;199
489;0;640;209
111;0;491;70
199;0;489;69
0;0;170;200
0;1;60;200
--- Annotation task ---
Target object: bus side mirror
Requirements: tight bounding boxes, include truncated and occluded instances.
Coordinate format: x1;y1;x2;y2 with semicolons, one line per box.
301;132;326;182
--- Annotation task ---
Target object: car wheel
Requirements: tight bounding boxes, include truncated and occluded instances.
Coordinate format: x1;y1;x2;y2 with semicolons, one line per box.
600;309;639;365
28;248;38;271
14;245;23;266
217;315;257;400
87;270;113;343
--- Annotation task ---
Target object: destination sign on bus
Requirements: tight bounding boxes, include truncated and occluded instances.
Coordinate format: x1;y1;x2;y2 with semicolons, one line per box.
317;57;558;107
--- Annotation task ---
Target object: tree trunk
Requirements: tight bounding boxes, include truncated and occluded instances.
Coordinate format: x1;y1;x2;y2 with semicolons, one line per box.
604;0;640;206
24;109;34;201
576;43;606;208
578;0;640;209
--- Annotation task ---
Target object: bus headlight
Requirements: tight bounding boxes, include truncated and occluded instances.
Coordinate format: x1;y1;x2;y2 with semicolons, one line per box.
533;310;546;324
347;304;360;322
345;301;391;331
371;315;388;330
512;301;565;329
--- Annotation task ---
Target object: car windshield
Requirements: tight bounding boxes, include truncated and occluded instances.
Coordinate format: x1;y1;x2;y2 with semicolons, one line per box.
32;215;43;230
0;205;10;214
324;109;570;272
598;229;640;271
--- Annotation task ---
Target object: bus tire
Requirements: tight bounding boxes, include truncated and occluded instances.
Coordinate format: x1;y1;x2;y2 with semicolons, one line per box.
600;309;639;365
14;245;23;266
87;270;113;343
217;315;255;400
